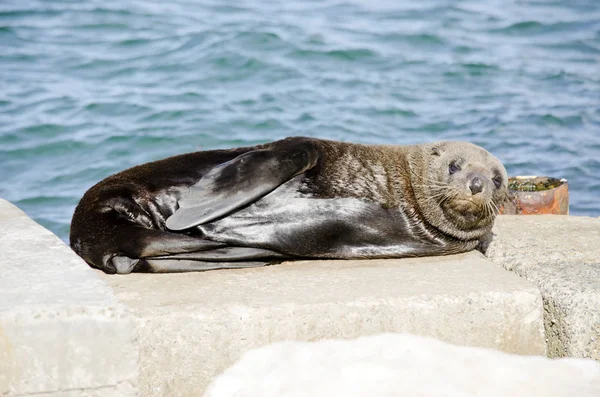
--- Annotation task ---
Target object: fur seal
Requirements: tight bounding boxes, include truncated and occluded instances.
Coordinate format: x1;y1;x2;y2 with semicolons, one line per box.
69;136;508;274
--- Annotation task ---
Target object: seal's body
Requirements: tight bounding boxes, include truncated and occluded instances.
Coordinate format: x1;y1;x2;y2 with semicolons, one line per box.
70;137;508;274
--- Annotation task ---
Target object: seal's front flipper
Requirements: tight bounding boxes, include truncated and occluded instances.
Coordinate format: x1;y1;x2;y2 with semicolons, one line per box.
166;138;320;231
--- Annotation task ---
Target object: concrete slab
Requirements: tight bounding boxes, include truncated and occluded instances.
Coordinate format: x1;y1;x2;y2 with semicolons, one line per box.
0;199;138;397
102;251;545;397
487;215;600;360
204;333;600;397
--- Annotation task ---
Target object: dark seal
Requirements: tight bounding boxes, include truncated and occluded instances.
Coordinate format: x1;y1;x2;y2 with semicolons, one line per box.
70;137;508;274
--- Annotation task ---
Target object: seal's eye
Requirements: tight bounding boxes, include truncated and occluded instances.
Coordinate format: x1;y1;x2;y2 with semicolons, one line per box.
492;174;503;189
448;163;461;175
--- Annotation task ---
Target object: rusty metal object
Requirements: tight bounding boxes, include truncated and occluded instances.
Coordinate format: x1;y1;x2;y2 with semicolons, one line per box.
500;176;569;215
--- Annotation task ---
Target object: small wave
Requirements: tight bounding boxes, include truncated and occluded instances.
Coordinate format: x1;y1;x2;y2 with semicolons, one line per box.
158;91;208;104
47;166;116;185
492;19;600;37
102;66;139;79
16;195;73;206
2;53;38;63
503;160;546;174
205;52;266;70
86;8;138;17
233;31;285;47
71;59;119;71
100;134;135;144
544;142;581;156
379;32;447;47
556;165;591;179
0;9;61;18
72;23;130;31
295;112;316;123
448;63;501;77
254;119;287;130
18;123;67;136
170;32;209;54
357;107;418;118
411;121;456;133
117;38;152;47
497;21;544;33
528;113;584;128
287;48;379;62
0;26;15;35
539;40;600;55
462;63;498;70
208;5;253;14
454;45;476;54
1;139;88;156
83;102;153;117
138;109;195;123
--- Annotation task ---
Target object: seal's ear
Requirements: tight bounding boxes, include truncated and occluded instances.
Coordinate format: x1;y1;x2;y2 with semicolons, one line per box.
431;144;444;156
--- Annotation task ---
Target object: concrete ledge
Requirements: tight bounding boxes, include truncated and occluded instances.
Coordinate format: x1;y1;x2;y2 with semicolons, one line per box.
205;333;600;397
0;199;138;396
10;197;597;396
102;252;545;396
487;215;600;360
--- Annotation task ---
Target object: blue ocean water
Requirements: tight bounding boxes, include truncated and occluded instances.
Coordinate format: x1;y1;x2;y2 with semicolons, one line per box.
1;0;599;242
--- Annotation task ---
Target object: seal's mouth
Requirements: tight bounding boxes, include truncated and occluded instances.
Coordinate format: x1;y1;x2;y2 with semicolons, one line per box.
444;197;494;226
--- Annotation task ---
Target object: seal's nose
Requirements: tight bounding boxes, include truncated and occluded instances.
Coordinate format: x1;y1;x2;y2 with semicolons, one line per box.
469;176;484;195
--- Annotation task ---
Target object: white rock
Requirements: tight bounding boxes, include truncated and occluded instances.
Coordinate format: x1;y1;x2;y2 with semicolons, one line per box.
204;333;600;397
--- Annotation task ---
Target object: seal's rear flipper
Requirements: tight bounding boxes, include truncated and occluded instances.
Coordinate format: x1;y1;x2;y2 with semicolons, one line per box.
148;247;288;261
96;228;222;273
103;229;287;274
143;259;272;273
166;138;320;230
135;230;228;257
107;255;273;274
142;247;287;273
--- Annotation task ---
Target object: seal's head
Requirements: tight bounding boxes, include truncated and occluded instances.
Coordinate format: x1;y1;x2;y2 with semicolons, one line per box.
410;141;508;241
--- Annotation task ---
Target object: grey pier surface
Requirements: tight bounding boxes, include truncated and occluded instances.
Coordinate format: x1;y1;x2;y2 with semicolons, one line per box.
102;252;545;396
488;215;600;360
0;199;138;397
1;197;599;396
